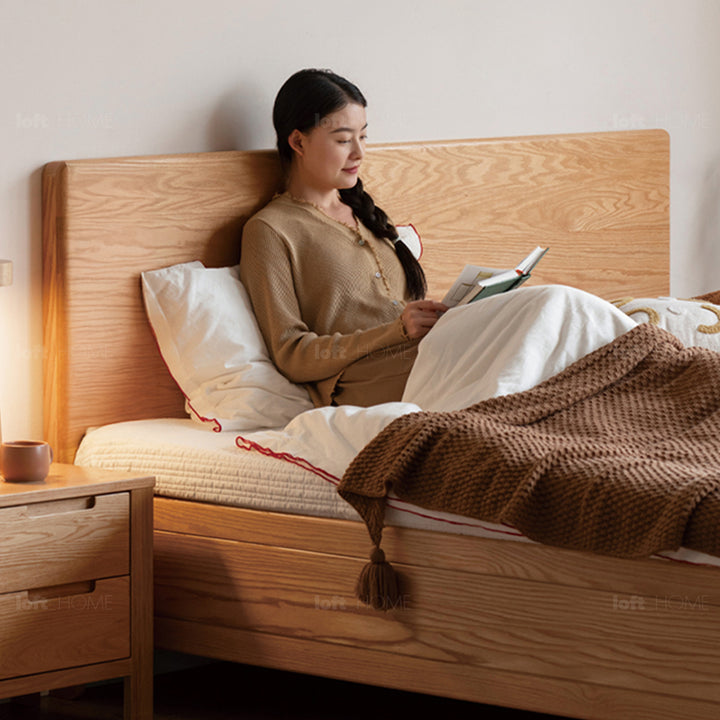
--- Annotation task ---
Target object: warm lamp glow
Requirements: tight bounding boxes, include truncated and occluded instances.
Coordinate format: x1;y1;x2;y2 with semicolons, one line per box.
0;260;11;287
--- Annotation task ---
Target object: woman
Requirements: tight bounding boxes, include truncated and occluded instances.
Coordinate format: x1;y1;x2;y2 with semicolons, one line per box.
240;69;447;407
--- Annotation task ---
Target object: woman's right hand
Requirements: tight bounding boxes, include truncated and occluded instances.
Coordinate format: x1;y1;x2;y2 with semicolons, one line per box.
401;299;449;340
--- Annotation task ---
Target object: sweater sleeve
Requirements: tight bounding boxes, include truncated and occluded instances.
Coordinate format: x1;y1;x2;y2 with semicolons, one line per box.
239;217;409;385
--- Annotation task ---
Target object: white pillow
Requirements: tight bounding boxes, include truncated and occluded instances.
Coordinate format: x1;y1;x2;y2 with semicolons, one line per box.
141;261;313;432
613;296;720;350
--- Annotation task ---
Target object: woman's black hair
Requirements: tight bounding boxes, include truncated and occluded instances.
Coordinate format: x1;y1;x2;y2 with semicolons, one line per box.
273;69;427;301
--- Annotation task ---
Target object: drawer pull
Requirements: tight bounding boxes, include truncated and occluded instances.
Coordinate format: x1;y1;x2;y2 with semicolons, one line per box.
27;496;96;517
27;580;96;602
0;497;97;522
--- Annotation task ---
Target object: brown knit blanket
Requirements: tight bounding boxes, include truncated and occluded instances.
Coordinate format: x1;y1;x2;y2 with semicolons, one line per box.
338;323;720;561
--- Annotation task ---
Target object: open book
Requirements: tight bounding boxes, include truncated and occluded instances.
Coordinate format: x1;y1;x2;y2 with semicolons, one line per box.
442;246;548;308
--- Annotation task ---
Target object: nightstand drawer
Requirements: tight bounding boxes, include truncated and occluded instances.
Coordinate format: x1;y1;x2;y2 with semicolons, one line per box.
0;576;130;680
0;492;129;595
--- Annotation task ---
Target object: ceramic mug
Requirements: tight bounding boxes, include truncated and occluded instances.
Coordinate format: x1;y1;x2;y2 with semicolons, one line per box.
0;441;53;482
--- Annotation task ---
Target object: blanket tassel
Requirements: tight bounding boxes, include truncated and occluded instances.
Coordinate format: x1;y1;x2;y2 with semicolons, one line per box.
356;546;402;611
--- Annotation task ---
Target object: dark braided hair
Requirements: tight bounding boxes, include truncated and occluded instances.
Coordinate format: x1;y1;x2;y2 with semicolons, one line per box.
272;69;427;300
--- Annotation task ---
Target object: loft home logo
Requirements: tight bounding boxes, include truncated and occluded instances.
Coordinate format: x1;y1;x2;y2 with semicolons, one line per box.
17;592;114;612
314;594;411;611
612;594;710;612
15;112;113;130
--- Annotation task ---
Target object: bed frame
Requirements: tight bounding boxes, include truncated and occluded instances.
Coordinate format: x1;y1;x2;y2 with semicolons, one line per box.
42;130;720;719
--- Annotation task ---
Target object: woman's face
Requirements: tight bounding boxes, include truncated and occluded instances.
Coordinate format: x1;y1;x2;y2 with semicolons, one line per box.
290;102;367;193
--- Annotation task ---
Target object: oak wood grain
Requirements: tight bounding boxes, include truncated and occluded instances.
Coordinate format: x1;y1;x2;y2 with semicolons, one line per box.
0;464;154;505
0;659;132;700
154;618;720;720
0;465;154;719
0;491;129;594
362;132;669;302
125;485;154;720
154;529;720;704
0;576;130;680
153;496;720;603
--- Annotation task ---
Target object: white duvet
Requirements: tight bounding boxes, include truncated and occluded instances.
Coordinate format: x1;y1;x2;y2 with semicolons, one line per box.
237;285;637;479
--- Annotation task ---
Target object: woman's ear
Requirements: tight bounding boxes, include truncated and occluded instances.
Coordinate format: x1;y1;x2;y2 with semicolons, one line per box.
288;129;305;156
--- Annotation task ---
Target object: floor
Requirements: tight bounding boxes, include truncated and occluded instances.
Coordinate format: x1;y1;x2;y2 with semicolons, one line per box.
0;654;563;719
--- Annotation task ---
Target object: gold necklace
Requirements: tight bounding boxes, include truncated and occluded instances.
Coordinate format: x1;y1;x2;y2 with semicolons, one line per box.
283;191;358;231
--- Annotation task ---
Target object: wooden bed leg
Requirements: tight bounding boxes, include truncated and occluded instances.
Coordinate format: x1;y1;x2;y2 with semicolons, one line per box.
124;486;154;719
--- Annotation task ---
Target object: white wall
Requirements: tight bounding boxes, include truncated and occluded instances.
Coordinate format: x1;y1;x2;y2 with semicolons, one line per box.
1;0;719;440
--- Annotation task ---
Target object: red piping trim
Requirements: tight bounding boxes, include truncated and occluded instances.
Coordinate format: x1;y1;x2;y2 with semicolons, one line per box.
235;434;525;537
235;436;339;485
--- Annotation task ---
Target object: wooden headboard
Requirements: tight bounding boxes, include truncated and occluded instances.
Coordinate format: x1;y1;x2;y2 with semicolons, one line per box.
42;130;669;462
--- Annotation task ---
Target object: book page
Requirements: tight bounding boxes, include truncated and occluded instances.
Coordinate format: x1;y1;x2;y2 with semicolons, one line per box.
442;265;506;306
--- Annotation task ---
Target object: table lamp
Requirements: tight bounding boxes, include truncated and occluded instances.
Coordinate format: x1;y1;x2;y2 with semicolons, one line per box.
0;259;12;444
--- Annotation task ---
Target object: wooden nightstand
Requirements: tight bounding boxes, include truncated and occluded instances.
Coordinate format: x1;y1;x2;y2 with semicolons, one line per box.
0;463;154;719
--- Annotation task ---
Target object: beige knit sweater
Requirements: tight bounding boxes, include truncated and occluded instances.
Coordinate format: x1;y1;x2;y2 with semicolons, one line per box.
239;194;418;407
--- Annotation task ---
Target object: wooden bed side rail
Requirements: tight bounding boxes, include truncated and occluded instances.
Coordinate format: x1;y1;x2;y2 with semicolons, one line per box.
152;498;720;719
